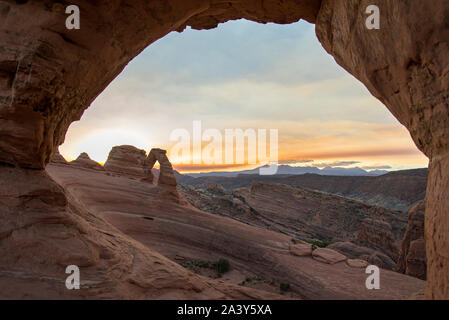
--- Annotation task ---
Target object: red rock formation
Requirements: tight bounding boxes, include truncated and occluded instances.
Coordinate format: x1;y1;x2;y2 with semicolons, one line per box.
312;248;347;265
396;201;426;280
45;162;426;299
355;218;400;262
328;241;396;271
230;182;407;244
315;1;448;298
0;0;447;298
346;259;369;269
178;168;428;212
0;166;280;299
70;153;104;171
104;145;147;178
289;242;312;257
50;149;68;165
145;148;177;187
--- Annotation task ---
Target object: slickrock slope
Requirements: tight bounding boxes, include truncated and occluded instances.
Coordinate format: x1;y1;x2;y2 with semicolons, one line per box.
46;163;425;300
356;219;400;262
181;182;407;246
0;165;282;300
104;145;147;178
396;201;427;280
0;0;447;298
70;153;104;171
328;242;396;270
180;182;407;269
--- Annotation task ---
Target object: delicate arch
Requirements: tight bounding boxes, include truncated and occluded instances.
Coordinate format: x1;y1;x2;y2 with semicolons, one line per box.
145;148;177;187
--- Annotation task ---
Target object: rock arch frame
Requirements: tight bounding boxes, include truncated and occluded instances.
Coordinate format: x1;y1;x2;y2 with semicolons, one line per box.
0;0;448;298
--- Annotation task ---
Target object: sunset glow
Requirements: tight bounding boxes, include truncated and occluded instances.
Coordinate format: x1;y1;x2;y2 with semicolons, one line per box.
60;20;428;172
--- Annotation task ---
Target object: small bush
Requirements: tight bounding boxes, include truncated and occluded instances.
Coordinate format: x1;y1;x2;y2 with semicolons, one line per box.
280;283;290;293
215;258;231;274
305;239;331;248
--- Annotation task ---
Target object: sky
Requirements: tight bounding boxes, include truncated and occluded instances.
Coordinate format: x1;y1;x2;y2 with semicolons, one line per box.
59;19;428;172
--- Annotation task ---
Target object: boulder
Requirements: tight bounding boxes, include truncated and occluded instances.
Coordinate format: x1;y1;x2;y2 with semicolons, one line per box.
346;259;369;268
289;243;312;257
328;241;396;270
312;248;347;265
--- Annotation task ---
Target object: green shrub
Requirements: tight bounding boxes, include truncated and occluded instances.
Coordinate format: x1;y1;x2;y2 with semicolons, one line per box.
215;258;231;274
305;239;331;248
280;283;290;293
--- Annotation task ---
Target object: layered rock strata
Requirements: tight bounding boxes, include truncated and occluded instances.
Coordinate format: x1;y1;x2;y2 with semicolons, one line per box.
396;201;427;280
0;0;447;298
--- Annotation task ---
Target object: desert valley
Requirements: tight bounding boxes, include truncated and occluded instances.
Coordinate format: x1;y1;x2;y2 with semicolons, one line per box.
2;0;449;302
14;145;425;300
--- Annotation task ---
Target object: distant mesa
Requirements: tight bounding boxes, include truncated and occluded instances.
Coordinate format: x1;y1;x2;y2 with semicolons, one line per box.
70;152;104;171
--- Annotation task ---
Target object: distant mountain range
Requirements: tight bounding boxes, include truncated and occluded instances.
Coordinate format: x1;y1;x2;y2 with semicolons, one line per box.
184;164;389;178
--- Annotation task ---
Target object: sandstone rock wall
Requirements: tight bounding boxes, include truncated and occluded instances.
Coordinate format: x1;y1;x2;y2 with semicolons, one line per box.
315;0;448;298
396;201;426;280
49;149;68;165
355;218;399;262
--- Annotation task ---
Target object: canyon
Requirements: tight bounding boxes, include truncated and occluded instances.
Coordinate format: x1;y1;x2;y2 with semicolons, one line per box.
0;0;448;299
40;147;424;299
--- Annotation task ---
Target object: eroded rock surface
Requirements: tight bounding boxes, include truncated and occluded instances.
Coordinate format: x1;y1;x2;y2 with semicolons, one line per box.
104;145;147;178
178;168;428;212
315;0;448;298
0;0;447;298
145;148;177;187
328;241;396;271
70;153;104;171
355;218;399;262
0;165;284;299
45;163;425;299
50;149;68;165
312;248;347;265
396;201;426;280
